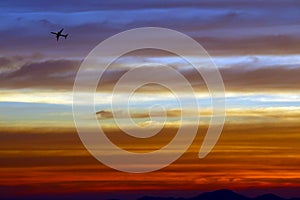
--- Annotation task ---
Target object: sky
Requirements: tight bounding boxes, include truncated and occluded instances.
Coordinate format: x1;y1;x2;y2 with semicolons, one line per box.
1;0;300;199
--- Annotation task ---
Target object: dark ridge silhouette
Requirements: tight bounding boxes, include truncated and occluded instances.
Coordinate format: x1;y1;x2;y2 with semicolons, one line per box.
138;197;179;200
2;190;300;200
255;193;286;200
137;190;300;200
190;189;247;200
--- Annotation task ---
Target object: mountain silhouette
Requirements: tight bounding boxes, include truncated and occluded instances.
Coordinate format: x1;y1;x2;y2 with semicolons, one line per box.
2;189;300;200
137;189;300;200
255;194;286;200
190;189;247;200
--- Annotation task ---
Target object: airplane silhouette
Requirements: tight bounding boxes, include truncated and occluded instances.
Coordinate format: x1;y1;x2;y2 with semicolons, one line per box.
51;28;68;41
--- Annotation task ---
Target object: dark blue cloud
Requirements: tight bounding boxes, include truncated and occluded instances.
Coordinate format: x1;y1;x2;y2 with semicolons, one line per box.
0;0;300;57
1;0;299;12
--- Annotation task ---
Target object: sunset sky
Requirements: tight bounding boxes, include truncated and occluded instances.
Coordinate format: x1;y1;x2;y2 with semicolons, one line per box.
1;1;300;199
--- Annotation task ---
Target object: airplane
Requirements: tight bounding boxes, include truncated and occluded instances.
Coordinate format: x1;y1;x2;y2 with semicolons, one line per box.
51;28;68;41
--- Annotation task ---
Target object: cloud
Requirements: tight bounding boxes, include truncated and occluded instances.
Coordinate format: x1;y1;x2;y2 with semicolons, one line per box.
0;54;43;73
1;0;299;12
1;122;300;196
0;59;80;90
96;110;114;119
1;56;300;93
96;109;182;119
1;0;300;56
0;0;300;92
219;65;300;92
197;34;300;55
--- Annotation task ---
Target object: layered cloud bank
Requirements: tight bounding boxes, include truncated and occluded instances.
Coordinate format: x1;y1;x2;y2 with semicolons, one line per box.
1;0;300;198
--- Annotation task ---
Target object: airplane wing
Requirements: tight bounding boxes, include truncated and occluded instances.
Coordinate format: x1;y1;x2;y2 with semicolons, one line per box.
58;28;64;34
56;35;59;41
50;32;57;35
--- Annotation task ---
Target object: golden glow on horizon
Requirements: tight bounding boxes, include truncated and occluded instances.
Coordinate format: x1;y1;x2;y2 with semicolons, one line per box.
1;123;300;195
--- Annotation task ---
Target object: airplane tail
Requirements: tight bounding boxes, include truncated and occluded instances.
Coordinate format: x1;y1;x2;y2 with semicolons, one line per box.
64;34;68;39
